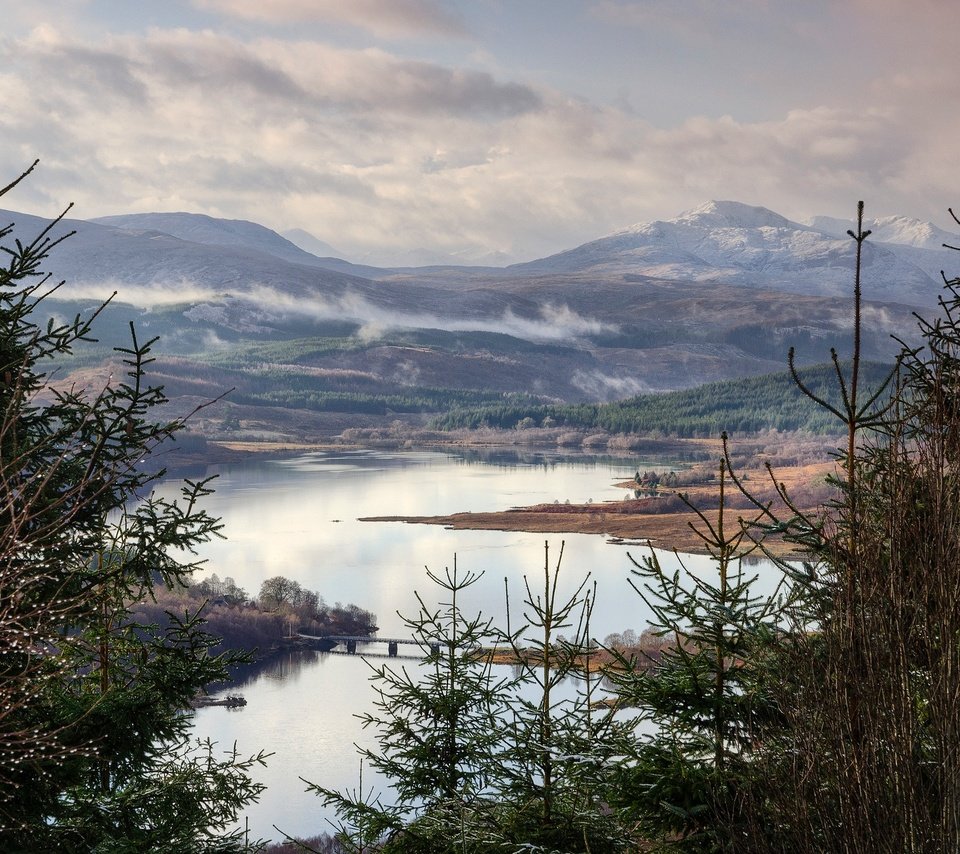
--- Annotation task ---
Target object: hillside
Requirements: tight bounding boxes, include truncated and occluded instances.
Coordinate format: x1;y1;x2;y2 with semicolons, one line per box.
431;361;896;438
7;201;951;443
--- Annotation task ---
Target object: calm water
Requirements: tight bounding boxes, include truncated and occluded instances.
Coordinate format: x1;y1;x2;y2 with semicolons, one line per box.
158;448;766;842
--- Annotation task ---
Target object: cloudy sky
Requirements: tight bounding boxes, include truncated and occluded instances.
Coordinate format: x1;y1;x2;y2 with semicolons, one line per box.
1;0;956;264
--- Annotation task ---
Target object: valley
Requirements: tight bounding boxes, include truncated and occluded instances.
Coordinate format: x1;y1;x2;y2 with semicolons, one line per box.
12;198;946;450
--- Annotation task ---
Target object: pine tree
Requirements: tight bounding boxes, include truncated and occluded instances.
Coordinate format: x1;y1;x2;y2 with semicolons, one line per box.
606;461;787;852
311;559;510;853
490;541;636;853
0;163;267;851
312;545;638;853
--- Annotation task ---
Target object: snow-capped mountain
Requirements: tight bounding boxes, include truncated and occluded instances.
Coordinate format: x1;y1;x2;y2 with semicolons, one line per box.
2;200;946;423
806;213;956;250
805;213;960;287
511;201;953;308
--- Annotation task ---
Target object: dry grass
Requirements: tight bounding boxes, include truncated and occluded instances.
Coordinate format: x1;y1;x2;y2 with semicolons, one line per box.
362;444;839;557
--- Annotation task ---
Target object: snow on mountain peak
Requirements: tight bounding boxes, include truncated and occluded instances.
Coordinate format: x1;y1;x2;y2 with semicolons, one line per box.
806;213;956;250
514;199;949;308
672;200;801;231
868;216;954;250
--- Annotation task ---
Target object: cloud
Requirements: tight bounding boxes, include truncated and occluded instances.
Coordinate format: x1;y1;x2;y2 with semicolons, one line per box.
503;304;616;339
391;360;422;387
62;279;223;306
64;279;616;344
10;27;539;118
193;0;468;39
571;369;651;402
239;287;616;343
1;11;958;265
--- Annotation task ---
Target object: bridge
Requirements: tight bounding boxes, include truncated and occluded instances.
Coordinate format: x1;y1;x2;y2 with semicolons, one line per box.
298;634;439;657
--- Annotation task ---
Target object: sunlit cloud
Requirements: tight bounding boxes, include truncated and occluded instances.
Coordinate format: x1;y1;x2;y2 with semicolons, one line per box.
1;3;958;264
193;0;468;39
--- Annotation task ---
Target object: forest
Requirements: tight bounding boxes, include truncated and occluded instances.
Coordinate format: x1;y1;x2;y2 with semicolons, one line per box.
430;360;896;436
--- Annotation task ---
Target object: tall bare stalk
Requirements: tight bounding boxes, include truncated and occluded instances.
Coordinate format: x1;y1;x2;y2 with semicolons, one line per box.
732;204;960;852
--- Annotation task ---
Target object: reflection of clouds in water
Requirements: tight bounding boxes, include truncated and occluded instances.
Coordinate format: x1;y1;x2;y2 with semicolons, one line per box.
271;449;449;476
181;457;790;843
156;452;785;638
274;463;386;474
194;650;391;843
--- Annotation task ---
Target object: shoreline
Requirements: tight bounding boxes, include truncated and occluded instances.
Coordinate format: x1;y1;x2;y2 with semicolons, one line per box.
360;506;808;557
198;435;837;557
360;459;836;558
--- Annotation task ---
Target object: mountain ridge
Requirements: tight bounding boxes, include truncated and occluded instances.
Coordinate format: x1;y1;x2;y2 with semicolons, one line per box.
78;201;959;309
505;200;951;308
3;199;954;442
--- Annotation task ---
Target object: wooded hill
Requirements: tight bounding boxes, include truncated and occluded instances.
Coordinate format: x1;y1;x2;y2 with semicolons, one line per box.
432;361;896;437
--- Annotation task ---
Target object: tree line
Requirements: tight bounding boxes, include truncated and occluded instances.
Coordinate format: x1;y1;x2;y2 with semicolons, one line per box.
132;573;378;659
431;360;896;436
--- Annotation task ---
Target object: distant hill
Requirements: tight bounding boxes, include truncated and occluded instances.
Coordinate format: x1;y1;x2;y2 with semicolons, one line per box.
3;200;955;443
92;211;329;267
281;227;342;259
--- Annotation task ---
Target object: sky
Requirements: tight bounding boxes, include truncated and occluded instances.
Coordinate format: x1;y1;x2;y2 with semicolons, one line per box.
0;0;957;265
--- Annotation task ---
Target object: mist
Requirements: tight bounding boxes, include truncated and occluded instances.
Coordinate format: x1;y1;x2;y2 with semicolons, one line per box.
63;279;617;345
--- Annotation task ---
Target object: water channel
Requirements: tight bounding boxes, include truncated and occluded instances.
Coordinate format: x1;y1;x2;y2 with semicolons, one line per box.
153;448;769;842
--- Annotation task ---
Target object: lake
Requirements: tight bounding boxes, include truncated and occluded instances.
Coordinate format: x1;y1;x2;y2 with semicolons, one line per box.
160;448;767;843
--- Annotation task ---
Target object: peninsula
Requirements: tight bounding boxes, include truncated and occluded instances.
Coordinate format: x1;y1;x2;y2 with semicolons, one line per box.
362;451;836;557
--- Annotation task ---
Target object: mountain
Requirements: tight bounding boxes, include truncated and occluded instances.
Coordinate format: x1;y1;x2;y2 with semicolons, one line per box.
509;201;948;308
804;213;960;285
806;213;957;250
281;227;342;259
4;200;953;443
1;209;380;304
92;211;333;269
92;211;390;280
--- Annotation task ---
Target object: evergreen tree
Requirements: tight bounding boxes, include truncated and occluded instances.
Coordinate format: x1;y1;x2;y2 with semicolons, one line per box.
0;163;266;851
606;462;787;852
313;546;637;853
311;559;510;853
491;541;635;853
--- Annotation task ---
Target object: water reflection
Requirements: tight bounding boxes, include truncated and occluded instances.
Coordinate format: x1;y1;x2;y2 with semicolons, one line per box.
177;449;783;843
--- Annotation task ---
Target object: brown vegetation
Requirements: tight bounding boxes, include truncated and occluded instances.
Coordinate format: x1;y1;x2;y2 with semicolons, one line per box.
480;627;676;675
361;437;838;557
130;576;377;659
